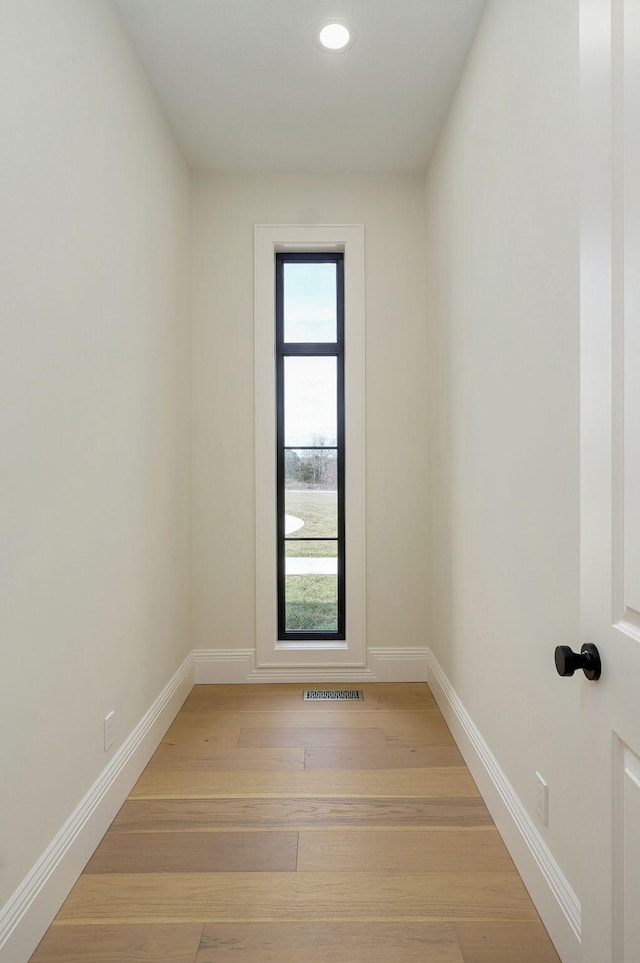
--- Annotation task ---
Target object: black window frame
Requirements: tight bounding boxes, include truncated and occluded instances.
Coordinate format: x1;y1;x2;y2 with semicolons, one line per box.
275;252;346;641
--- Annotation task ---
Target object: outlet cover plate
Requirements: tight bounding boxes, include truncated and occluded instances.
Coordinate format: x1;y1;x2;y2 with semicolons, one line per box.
536;771;548;825
104;711;114;752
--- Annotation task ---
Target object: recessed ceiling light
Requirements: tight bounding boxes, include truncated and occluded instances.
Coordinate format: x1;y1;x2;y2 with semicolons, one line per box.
317;20;355;52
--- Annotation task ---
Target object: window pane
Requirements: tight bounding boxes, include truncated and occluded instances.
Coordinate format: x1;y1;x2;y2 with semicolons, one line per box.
284;357;337;447
285;543;338;631
285;573;338;632
285;449;337;539
285;447;337;489
285;491;337;539
284;261;337;343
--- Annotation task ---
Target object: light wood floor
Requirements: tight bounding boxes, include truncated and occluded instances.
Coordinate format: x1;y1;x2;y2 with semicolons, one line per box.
30;683;560;962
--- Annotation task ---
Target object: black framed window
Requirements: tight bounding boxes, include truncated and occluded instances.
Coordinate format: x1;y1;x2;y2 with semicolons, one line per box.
276;253;345;641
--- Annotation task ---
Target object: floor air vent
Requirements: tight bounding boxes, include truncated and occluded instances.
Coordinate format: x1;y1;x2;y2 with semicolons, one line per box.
303;689;364;701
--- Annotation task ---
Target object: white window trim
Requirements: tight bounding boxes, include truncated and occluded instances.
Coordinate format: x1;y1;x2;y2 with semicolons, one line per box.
254;224;366;669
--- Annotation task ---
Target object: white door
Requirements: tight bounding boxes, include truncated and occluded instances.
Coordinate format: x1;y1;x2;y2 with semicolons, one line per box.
580;1;640;960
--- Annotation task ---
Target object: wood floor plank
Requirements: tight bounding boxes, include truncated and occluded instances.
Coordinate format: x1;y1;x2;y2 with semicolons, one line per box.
29;923;203;963
454;921;561;962
305;746;465;769
57;872;539;924
195;921;464;963
385;723;457;748
148;746;305;772
296;828;515;873
167;708;446;732
160;724;241;749
130;767;480;799
237;727;387;748
110;797;494;832
183;683;437;712
84;831;298;874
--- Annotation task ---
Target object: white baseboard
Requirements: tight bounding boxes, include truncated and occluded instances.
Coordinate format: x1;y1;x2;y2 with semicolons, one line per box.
193;647;258;682
368;647;428;682
193;646;428;683
425;648;581;963
0;652;194;963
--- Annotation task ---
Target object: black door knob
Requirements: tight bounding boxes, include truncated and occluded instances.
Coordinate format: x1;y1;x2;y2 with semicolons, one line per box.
554;643;601;681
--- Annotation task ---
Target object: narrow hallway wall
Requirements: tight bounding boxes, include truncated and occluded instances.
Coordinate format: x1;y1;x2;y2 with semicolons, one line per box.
0;0;191;924
424;0;582;953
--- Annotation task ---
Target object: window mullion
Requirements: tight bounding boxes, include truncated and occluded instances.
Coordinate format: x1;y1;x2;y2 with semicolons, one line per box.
278;342;339;357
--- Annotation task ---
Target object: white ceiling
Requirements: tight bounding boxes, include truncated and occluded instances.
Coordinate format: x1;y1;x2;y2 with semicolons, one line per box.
114;0;486;173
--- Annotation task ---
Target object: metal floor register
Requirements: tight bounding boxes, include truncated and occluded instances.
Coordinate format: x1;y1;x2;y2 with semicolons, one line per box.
302;689;364;701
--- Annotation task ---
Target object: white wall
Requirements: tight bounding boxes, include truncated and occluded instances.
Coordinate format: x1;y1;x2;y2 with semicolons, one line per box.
0;0;190;914
425;0;582;912
191;174;428;656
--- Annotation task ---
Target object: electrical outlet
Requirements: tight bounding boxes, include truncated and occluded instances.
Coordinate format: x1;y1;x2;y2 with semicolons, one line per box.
104;711;114;752
536;772;548;825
